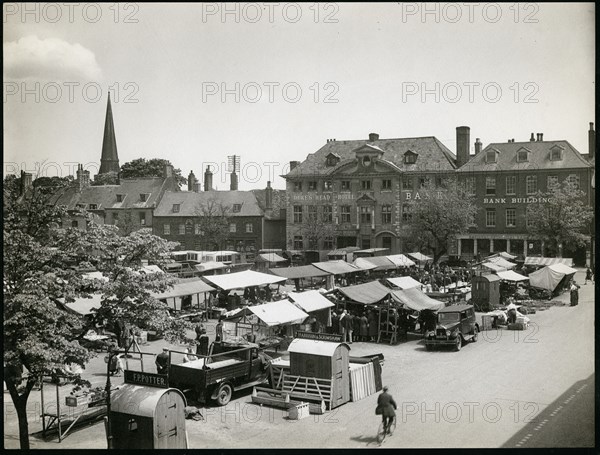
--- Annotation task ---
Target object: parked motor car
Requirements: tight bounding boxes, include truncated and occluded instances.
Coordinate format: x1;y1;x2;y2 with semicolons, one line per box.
425;304;479;352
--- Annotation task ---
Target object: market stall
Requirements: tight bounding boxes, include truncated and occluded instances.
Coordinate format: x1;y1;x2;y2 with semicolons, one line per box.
352;256;396;271
390;288;445;312
151;278;215;314
354;247;389;258
312;260;363;289
327;247;361;262
471;274;501;310
254;253;288;272
202;270;287;291
385;254;416;268
386;276;423;290
269;265;331;291
528;263;576;293
524;256;574;268
288;290;334;331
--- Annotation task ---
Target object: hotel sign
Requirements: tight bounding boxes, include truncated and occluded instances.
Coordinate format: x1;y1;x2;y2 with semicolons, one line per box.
291;194;355;202
124;370;169;388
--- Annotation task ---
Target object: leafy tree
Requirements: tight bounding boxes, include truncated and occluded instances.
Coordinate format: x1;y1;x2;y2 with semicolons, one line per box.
402;178;478;264
120;158;186;187
93;171;119;185
292;210;335;250
526;180;594;256
114;211;140;236
194;198;231;250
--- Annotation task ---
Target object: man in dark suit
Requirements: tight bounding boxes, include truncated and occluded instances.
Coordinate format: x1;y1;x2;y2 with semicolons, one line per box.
377;386;397;434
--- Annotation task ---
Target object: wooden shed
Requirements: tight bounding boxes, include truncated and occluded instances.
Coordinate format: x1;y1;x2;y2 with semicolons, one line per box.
471;274;501;310
110;382;187;449
287;338;350;409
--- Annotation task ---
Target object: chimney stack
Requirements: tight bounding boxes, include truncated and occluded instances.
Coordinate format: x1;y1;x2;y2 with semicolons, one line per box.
369;133;379;142
475;138;482;154
456;126;470;168
20;170;33;196
76;164;90;190
230;171;238;191
204;165;213;191
289;161;300;171
589;122;595;160
530;133;535;142
163;164;173;178
265;181;273;210
188;171;196;192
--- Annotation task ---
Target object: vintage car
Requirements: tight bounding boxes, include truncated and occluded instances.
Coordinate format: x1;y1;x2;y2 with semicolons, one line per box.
425;304;479;351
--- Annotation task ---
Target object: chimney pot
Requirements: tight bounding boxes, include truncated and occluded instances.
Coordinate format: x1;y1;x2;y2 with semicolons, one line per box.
456;126;470;168
204;166;213;191
164;164;173;178
265;180;273;210
530;133;535;142
589;121;596;160
369;133;379;142
475;138;482;154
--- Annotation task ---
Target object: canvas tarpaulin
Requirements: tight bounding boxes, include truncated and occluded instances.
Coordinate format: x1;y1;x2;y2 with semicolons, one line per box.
496;270;529;282
528;266;569;291
152;279;215;300
337;281;391;304
408;252;432;262
386;276;423;290
203;270;286;290
256;253;287;263
390;288;445;311
524;257;574;267
485;257;516;269
482;262;506;272
357;256;397;270
269;265;331;280
386;254;416;267
288;290;334;312
352;257;377;271
548;263;577;275
248;300;309;326
313;260;362;275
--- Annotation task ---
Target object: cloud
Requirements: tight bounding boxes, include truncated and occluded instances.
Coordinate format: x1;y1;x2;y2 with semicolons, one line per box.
3;35;102;81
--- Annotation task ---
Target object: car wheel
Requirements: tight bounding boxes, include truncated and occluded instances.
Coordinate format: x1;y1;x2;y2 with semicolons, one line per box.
454;336;462;351
472;326;479;342
215;383;233;406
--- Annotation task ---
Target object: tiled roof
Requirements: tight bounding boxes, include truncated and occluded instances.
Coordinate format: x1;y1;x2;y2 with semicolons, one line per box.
457;140;592;172
285;136;456;177
252;188;286;219
51;178;170;210
154;190;263;217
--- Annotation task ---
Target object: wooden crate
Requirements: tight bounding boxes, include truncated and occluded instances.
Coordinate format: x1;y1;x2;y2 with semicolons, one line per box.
288;403;310;420
282;374;333;410
481;315;494;331
251;387;326;414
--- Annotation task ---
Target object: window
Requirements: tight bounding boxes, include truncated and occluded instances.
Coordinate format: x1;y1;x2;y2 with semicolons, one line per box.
517;150;529;162
567;174;580;189
293;235;303;250
326;155;339;167
71;220;79;228
195;224;202;234
308;181;317;191
76;203;86;209
308;206;318;221
163;224;170;235
139;212;146;225
88;204;97;210
435;177;443;187
323;205;333;223
178;224;185;235
526;212;533;228
381;179;392;190
246;223;253;233
486;209;496;227
486;150;497;163
402;178;413;191
360;207;372;224
229;223;237;233
341;206;351;223
139;193;149;202
113;212;119;224
293;182;302;192
419;177;426;188
172;204;180;213
382;236;392;250
506;208;516;227
293;205;303;223
361;180;372;190
381;205;392;223
232;204;242;213
550;148;563;161
506;176;516;195
547;175;559;189
116;194;124;203
324;237;334;249
362;237;371;249
402;204;412;222
341;180;351;191
465;177;476;195
486;177;496;195
362;156;372;167
323;180;333;191
526;175;537;194
404;153;417;164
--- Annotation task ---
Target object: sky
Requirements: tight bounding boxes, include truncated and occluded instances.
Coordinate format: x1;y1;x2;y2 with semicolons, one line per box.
3;2;595;190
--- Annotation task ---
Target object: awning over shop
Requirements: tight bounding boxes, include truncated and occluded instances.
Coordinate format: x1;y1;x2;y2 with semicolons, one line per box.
269;265;331;280
524;257;574;267
356;256;396;270
248;300;309;326
203;270;286;290
390;288;445;311
482;262;506;272
337;281;391;304
288;290;334;313
386;254;416;267
313;260;362;275
496;270;529;282
256;253;287;263
407;252;432;262
485;257;516;269
528;266;571;291
152;279;215;300
386;276;423;290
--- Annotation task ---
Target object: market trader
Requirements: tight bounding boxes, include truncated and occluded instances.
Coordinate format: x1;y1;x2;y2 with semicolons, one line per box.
376;386;397;435
155;348;170;375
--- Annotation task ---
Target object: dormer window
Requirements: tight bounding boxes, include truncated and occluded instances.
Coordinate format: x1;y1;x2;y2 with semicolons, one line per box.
140;193;149;202
362;156;372;167
88;204;98;210
404;150;418;164
76;203;86;209
172;204;180;213
485;150;497;163
550;146;563;161
326;153;340;167
517;150;529;162
116;194;125;203
233;204;242;213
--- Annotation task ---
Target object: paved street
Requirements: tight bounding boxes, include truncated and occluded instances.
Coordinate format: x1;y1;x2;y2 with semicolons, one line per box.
3;270;594;449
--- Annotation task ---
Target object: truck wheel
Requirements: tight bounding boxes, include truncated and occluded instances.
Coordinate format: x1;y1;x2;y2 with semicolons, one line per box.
472;327;479;342
454;336;462;351
215;383;233;406
425;344;432;351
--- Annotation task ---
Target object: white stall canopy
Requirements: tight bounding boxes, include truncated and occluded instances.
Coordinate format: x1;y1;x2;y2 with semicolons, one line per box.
386;276;423;290
524;257;573;267
496;270;529;282
203;270;286;290
390;288;445;311
248;300;309;326
312;260;362;275
288;290;334;313
407;252;432;262
386;254;416;267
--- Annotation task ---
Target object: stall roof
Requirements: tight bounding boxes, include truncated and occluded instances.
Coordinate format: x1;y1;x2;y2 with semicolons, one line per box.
548;263;577;275
482;262;506;272
386;254;416;267
61;294;103;315
496;270;529;282
352;257;377;271
256;253;287;263
288;290;334;312
203;270;286;290
487;251;517;260
485;257;516;269
524;257;573;267
269;265;331;280
407;252;432;262
327;247;360;256
111;383;186;418
288;338;349;356
337;281;391;304
528;266;567;291
357;256;397;270
354;247;389;254
390;288;445;311
248;300;309;326
194;262;228;272
438;304;474;313
474;274;501;282
152;279;215;300
386;276;423;290
312;260;362;275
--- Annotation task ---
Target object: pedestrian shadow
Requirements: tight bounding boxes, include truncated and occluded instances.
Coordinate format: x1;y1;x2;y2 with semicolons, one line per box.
349;434;380;446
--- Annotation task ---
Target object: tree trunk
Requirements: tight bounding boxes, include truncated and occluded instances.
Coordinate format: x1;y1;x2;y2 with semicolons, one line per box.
6;378;35;449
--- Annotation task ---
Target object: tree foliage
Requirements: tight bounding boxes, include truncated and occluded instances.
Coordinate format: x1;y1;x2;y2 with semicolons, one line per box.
402;178;478;264
293;211;335;250
120;158;186;187
526;180;593;255
194;198;231;250
93;171;120;185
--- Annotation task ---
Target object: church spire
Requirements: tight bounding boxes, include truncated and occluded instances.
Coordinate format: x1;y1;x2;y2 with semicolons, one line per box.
98;92;120;175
